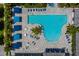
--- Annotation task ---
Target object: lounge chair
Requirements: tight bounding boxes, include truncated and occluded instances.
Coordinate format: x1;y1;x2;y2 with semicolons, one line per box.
33;9;35;11
40;9;42;11
30;9;32;12
61;48;65;53
32;41;36;45
36;9;37;11
45;48;50;53
44;9;46;11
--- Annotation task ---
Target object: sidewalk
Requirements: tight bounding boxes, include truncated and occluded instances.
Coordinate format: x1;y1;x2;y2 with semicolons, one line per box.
0;46;5;56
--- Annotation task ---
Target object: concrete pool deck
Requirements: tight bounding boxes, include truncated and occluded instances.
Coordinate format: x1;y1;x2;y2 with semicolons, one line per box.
11;8;73;55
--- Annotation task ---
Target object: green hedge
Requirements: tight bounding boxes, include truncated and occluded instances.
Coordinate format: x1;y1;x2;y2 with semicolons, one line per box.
58;3;79;8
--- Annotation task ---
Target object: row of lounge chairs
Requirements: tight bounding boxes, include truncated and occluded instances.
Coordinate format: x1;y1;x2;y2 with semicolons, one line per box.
48;3;54;7
66;34;71;43
45;48;65;53
28;8;46;12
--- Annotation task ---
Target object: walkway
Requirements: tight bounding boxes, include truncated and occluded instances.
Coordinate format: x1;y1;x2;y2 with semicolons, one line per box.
0;46;5;56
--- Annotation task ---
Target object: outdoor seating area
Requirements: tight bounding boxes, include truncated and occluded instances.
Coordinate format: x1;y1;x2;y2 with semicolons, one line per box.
65;34;71;43
28;8;46;12
45;48;65;53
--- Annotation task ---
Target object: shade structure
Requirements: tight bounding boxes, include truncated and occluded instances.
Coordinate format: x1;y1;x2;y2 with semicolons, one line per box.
13;7;22;13
13;25;22;32
12;42;22;49
12;33;22;41
13;16;22;24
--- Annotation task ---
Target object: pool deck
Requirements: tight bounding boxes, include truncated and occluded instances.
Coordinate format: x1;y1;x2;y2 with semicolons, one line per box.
11;8;73;55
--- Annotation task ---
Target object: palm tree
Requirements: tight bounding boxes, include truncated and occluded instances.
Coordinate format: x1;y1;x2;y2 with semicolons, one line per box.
66;24;77;55
76;27;79;32
31;26;42;36
5;39;11;46
4;46;10;56
66;24;76;35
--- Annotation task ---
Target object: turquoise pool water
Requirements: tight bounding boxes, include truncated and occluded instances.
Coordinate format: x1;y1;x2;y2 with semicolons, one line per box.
28;15;67;42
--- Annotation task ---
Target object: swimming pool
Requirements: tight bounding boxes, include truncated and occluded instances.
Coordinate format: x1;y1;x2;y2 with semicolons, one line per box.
28;15;67;42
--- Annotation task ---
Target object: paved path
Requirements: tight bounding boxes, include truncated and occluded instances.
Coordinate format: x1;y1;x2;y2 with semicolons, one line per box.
0;46;4;56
